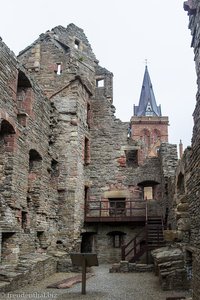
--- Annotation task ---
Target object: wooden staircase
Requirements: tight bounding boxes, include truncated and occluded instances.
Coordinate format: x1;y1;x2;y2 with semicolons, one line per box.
121;216;165;263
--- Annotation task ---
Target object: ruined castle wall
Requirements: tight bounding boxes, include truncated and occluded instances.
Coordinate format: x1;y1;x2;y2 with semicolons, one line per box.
159;143;178;219
184;1;200;298
0;40;59;262
50;81;91;251
18;24;96;252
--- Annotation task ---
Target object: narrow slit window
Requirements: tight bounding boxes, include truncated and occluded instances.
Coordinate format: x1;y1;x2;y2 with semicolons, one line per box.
22;211;28;230
84;137;90;165
56;63;62;75
87;103;91;128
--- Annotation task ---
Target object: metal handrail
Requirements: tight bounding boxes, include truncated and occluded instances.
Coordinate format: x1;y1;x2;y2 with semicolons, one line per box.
121;227;147;260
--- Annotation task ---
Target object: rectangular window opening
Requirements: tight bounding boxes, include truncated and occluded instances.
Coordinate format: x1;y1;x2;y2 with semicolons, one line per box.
112;234;124;248
125;150;138;167
144;187;153;200
56;63;62;75
96;79;104;88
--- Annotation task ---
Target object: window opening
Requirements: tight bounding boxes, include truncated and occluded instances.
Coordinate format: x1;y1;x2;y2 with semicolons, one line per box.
21;211;28;230
177;172;185;194
85;186;89;202
84;137;90;165
17;70;33;117
29;149;42;173
56;63;62;75
75;39;80;49
107;231;125;248
125;150;138;167
87;103;91;128
144;186;153;200
96;79;104;87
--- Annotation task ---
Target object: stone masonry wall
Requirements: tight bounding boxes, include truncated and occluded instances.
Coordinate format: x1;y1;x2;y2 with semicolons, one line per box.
0;39;59;264
159;143;178;219
184;1;200;299
18;24;96;252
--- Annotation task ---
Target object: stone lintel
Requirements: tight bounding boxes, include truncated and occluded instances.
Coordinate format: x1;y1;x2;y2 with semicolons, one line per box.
103;190;130;199
121;146;140;151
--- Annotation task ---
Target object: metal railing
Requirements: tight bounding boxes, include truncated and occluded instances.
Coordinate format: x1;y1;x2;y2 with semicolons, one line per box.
85;199;146;220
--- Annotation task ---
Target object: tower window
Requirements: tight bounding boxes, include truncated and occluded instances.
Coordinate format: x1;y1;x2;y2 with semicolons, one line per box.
145;102;153;116
55;63;62;75
74;39;80;49
96;79;104;87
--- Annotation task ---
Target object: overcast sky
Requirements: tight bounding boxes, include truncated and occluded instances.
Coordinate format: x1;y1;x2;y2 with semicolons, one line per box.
0;0;197;149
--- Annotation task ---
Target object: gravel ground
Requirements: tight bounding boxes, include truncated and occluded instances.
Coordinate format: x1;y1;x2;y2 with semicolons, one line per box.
0;265;190;300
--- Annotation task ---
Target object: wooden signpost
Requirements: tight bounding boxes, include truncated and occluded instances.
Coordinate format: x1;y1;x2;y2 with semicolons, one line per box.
70;253;98;295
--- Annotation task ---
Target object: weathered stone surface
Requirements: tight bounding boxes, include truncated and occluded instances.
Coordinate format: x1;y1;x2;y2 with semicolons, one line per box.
109;261;154;273
151;247;189;291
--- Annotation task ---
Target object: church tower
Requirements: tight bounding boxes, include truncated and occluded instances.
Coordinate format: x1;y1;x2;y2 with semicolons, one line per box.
130;66;168;161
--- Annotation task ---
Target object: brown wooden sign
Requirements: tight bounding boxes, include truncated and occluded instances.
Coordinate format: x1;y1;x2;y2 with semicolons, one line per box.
70;253;98;294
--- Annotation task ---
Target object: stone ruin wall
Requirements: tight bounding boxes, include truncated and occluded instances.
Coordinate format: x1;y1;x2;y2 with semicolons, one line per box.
184;1;200;299
17;24;98;253
0;39;60;264
154;1;200;298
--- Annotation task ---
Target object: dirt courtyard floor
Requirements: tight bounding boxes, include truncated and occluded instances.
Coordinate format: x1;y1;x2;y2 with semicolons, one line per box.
0;265;191;300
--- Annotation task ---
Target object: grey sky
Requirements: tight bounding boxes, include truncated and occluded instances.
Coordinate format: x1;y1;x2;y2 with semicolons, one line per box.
0;0;196;148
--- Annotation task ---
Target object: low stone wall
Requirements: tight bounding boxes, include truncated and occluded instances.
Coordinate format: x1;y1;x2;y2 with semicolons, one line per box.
0;254;57;293
110;261;154;273
151;247;190;291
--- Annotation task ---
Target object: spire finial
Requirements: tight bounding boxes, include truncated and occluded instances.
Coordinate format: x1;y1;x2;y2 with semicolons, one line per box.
145;58;148;67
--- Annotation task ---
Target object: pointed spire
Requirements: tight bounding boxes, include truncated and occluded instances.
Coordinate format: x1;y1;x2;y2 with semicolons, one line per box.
134;66;161;117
